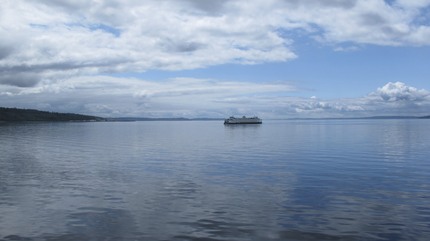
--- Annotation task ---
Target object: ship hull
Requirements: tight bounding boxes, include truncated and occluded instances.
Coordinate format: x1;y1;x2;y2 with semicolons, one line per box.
224;116;262;124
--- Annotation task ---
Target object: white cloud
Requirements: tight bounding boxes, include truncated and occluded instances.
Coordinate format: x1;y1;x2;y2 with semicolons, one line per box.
1;0;430;87
1;1;430;118
1;77;428;118
0;76;296;118
0;0;296;87
356;82;430;116
290;82;430;117
371;81;430;102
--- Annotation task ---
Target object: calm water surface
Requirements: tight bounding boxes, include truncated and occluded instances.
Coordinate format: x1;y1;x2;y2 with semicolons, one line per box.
0;120;429;240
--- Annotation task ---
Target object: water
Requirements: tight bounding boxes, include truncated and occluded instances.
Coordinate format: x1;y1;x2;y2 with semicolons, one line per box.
0;120;429;241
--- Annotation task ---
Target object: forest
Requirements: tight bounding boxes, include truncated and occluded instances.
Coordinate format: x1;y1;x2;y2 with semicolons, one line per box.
0;107;104;122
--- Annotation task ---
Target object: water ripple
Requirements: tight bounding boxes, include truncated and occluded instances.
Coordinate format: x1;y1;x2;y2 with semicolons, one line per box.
1;120;429;240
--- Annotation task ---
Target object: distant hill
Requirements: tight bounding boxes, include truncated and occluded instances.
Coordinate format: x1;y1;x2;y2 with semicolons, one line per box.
0;107;105;122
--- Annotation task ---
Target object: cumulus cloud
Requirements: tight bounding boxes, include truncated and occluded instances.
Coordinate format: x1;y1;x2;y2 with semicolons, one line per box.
288;82;430;117
1;0;430;87
0;0;295;87
371;81;430;102
356;82;430;116
1;1;430;118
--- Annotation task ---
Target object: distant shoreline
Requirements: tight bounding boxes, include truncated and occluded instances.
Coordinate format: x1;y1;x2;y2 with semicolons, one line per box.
0;107;105;122
1;107;429;122
106;117;224;122
282;116;430;120
107;116;430;122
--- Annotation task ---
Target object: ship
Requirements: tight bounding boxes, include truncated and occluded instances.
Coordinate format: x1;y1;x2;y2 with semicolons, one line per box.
224;116;262;124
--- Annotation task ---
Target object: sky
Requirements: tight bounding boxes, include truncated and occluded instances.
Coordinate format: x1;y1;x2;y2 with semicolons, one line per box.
1;0;430;118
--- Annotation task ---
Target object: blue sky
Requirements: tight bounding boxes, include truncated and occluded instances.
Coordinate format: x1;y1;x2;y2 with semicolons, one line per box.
136;45;430;99
1;0;430;118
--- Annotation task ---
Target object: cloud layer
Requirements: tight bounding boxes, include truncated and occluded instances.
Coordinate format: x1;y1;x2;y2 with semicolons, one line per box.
1;78;429;118
1;1;430;118
1;0;430;87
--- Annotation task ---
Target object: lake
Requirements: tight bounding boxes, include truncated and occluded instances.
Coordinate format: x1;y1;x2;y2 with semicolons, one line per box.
0;120;429;241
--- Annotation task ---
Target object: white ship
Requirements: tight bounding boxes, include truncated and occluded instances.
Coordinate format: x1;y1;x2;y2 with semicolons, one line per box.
224;116;262;124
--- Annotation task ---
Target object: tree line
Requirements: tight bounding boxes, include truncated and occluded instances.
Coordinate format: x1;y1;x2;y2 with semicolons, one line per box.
0;107;104;122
